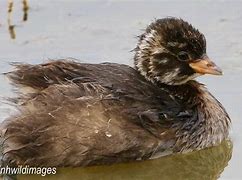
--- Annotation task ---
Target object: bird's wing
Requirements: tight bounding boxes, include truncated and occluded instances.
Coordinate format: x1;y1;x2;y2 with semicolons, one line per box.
3;59;172;104
1;60;196;166
1;82;169;166
4;59;193;132
5;60;96;90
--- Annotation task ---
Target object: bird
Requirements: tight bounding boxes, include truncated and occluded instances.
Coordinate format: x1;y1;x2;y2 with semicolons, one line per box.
0;17;230;167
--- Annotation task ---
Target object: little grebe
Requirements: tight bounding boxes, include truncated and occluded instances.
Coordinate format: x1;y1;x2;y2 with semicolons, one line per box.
0;18;230;167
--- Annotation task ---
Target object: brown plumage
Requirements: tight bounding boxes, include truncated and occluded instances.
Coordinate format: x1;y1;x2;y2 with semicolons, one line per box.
0;18;230;167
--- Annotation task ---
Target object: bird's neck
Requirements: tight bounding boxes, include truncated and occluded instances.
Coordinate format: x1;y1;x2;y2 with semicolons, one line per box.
159;80;231;151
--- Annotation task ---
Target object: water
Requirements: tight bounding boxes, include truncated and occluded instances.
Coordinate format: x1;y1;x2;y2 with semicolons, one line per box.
0;0;241;179
19;141;232;180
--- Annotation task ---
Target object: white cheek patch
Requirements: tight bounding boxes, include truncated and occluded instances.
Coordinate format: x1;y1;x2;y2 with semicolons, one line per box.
162;59;168;64
171;73;201;85
160;70;180;84
156;71;201;85
151;57;169;65
157;59;168;65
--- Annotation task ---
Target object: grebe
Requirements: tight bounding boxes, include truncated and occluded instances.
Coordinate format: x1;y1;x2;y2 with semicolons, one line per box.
0;18;230;167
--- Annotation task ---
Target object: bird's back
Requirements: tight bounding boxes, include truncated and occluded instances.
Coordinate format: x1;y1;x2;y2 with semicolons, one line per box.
1;60;181;167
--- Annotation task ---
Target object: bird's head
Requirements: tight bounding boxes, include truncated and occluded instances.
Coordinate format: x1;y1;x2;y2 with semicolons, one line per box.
134;17;222;85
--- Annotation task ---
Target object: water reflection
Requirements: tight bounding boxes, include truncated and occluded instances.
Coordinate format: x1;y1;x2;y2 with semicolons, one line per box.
7;0;29;39
22;0;29;21
19;140;232;180
7;0;15;39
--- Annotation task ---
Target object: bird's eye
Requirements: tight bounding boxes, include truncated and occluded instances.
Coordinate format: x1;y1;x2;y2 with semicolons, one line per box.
177;51;189;61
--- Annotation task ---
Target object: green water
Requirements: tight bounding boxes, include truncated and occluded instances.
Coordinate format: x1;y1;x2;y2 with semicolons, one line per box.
18;140;232;180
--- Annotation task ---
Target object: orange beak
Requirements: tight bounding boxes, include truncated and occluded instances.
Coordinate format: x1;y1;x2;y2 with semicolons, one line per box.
189;55;223;75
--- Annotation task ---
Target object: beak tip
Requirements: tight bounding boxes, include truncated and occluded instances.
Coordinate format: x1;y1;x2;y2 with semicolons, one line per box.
215;67;223;76
189;57;223;76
